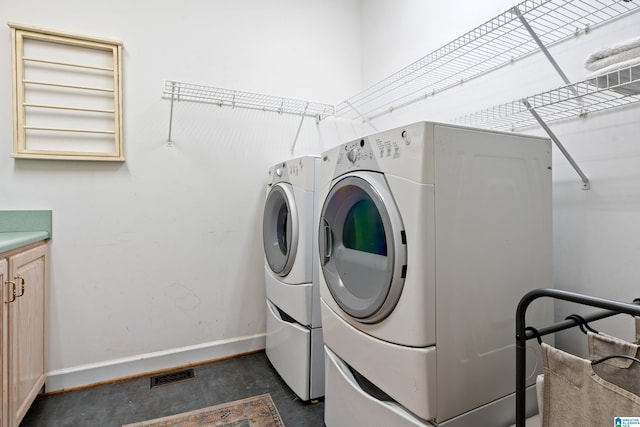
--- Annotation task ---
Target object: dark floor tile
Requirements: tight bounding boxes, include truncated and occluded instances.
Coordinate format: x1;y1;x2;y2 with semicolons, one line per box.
21;352;324;427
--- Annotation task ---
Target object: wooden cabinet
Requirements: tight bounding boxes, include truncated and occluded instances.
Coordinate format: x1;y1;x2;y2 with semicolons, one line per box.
1;242;46;427
0;257;7;427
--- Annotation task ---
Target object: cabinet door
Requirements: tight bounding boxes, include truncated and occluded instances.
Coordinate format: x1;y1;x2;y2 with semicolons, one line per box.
7;244;46;427
1;258;7;427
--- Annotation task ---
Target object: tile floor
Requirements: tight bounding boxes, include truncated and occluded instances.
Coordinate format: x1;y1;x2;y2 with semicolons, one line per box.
21;351;325;427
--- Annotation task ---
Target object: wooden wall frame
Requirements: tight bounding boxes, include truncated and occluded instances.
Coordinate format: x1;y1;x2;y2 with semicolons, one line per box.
9;23;124;161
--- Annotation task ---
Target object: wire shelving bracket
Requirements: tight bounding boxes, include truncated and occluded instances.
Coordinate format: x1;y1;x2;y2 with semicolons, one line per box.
524;99;591;189
512;5;578;96
510;6;590;189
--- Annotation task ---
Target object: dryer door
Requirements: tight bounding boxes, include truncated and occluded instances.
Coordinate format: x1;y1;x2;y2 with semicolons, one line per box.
319;172;406;323
263;182;299;277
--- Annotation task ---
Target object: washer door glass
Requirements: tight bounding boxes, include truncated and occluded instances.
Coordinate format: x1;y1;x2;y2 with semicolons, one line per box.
263;182;299;277
319;173;406;323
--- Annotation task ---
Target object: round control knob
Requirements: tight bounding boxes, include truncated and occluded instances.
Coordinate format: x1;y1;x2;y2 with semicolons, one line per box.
275;167;283;177
347;148;359;164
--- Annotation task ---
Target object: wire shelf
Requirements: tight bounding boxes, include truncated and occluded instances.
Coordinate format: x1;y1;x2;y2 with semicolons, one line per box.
453;64;640;131
162;80;335;119
334;0;639;122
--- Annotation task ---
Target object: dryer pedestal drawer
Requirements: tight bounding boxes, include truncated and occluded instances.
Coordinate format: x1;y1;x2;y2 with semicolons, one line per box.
324;346;427;427
321;299;436;420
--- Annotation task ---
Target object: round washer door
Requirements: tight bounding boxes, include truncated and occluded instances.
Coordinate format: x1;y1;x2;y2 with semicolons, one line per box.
319;172;407;323
263;182;299;277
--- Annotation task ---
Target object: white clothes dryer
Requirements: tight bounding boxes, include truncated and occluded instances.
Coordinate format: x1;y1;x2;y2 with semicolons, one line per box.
318;122;553;425
263;155;323;401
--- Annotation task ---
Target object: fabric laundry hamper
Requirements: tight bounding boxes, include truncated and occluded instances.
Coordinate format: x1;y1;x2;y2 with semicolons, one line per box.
588;331;640;397
536;318;640;422
539;340;640;426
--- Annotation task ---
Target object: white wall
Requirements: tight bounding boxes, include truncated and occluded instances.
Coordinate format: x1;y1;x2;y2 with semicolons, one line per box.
360;0;518;87
0;0;362;390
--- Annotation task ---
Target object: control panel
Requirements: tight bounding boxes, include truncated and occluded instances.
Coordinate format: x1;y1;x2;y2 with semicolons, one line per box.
335;137;376;171
322;121;434;186
268;159;304;183
332;126;415;177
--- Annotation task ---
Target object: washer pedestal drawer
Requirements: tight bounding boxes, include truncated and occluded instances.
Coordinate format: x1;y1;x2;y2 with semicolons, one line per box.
265;299;324;400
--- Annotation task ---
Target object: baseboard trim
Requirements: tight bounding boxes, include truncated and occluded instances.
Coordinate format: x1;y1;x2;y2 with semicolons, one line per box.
45;333;266;393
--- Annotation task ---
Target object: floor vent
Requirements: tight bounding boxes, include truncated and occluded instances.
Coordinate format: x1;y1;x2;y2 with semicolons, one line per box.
150;368;196;388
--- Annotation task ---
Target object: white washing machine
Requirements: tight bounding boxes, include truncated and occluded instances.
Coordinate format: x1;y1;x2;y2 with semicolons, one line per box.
318;122;553;426
262;155;324;401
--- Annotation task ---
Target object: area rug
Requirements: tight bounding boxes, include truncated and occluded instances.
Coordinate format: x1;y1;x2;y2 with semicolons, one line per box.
123;393;284;427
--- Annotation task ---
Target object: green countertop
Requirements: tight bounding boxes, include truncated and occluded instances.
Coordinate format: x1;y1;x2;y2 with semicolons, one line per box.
0;210;52;253
0;231;50;253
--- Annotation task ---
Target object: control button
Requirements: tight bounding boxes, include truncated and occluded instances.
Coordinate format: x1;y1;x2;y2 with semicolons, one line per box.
347;148;359;163
402;130;412;145
275;167;283;177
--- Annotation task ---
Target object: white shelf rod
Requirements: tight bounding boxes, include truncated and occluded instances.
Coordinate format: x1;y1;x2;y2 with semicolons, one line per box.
290;102;309;155
512;6;579;98
345;101;378;132
167;81;178;144
523;99;590;190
